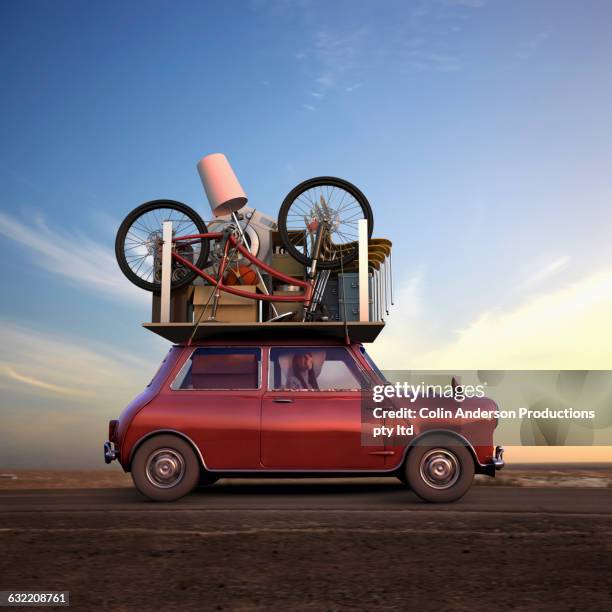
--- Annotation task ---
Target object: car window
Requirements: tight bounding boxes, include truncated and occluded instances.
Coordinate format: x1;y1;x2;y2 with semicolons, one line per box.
269;347;365;391
359;345;388;383
172;347;261;390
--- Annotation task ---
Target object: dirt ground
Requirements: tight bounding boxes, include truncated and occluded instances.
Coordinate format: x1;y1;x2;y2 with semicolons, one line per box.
1;469;611;611
1;507;610;611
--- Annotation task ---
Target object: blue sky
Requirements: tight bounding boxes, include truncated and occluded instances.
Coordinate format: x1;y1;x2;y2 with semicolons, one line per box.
2;0;612;466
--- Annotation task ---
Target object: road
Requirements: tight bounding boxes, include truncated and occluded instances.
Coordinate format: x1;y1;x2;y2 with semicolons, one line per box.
1;481;611;611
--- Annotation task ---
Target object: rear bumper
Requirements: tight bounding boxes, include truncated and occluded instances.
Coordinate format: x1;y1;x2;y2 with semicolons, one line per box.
479;445;505;477
493;445;505;470
104;441;118;464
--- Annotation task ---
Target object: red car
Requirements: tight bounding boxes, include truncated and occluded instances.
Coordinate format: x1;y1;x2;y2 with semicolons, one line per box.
104;337;504;502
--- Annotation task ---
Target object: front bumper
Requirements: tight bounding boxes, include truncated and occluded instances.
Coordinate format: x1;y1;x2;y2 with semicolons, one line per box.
104;441;118;464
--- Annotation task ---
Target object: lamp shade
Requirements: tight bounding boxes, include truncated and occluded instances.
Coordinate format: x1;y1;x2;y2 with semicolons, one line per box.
197;153;248;217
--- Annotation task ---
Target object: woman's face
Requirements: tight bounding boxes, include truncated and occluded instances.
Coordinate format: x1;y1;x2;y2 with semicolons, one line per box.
295;352;313;371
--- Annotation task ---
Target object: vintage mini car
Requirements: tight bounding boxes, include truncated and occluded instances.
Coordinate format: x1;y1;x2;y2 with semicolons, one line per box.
104;337;504;502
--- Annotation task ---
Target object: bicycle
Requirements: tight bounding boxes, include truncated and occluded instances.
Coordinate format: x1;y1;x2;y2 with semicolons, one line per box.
115;177;374;322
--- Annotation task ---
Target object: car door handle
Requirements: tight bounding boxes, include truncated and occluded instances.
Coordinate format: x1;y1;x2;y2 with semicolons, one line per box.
273;398;294;403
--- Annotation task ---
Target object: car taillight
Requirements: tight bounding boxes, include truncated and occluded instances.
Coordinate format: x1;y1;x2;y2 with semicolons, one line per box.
108;419;118;442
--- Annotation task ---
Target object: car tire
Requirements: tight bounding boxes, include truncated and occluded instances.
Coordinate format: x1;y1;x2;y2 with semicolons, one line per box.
131;435;200;502
405;437;474;503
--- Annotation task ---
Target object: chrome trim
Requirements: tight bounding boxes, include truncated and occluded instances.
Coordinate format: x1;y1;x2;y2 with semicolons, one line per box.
127;429;500;476
493;445;505;470
104;441;117;464
399;430;497;474
170;346;263;391
267;344;369;391
128;429;208;470
145;447;186;488
204;468;399;473
419;448;460;490
203;433;473;474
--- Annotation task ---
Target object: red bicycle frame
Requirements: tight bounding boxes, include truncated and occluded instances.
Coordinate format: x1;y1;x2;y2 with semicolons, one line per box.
171;231;314;308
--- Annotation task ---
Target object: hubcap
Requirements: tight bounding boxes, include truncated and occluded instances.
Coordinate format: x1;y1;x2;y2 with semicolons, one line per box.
145;448;185;489
419;448;460;490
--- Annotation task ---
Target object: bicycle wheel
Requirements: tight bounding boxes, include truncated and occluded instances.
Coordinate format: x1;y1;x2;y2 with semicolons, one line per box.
278;177;373;269
115;200;209;292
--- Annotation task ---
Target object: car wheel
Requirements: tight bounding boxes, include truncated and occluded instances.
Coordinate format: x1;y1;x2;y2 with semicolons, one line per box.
131;435;200;502
405;439;474;503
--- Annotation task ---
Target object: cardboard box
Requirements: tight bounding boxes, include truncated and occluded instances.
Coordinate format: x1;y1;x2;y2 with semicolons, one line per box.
271;253;305;279
193;285;258;323
151;285;194;323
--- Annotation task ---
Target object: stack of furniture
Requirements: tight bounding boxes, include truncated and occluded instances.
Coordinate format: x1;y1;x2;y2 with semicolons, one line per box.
151;234;392;324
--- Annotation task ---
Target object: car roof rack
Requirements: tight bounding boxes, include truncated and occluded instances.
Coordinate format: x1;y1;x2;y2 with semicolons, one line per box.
142;321;385;344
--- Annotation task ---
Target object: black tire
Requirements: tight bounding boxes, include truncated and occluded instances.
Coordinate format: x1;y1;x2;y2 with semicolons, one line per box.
278;177;374;269
131;435;200;502
115;200;209;292
404;436;475;503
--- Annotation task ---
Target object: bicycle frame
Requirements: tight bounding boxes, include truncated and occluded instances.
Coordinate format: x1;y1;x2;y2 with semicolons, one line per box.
171;231;315;308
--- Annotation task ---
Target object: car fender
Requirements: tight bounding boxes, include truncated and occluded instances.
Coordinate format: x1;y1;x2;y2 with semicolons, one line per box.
127;428;209;471
399;429;483;472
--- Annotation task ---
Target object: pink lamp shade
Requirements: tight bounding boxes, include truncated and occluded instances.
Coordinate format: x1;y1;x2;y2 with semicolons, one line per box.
197;153;248;217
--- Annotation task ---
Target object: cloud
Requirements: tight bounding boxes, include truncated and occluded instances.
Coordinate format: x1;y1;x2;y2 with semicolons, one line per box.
0;321;167;468
368;270;426;368
300;26;370;101
522;256;570;288
371;268;612;370
315;72;335;89
403;50;461;72
277;0;489;106
345;83;362;93
0;365;92;398
302;104;316;111
0;211;148;306
0;321;159;402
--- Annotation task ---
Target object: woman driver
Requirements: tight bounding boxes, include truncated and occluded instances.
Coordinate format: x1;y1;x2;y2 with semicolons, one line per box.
286;350;320;390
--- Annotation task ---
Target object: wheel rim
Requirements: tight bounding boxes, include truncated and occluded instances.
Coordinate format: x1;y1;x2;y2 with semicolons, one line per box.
145;448;186;489
419;448;460;490
121;206;204;286
282;181;369;264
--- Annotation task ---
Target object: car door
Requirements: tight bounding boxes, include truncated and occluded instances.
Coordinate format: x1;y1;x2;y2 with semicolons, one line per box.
164;346;263;469
261;346;385;469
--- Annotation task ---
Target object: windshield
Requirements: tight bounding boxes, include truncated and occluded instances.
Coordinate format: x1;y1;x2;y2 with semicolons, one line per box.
359;345;388;383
